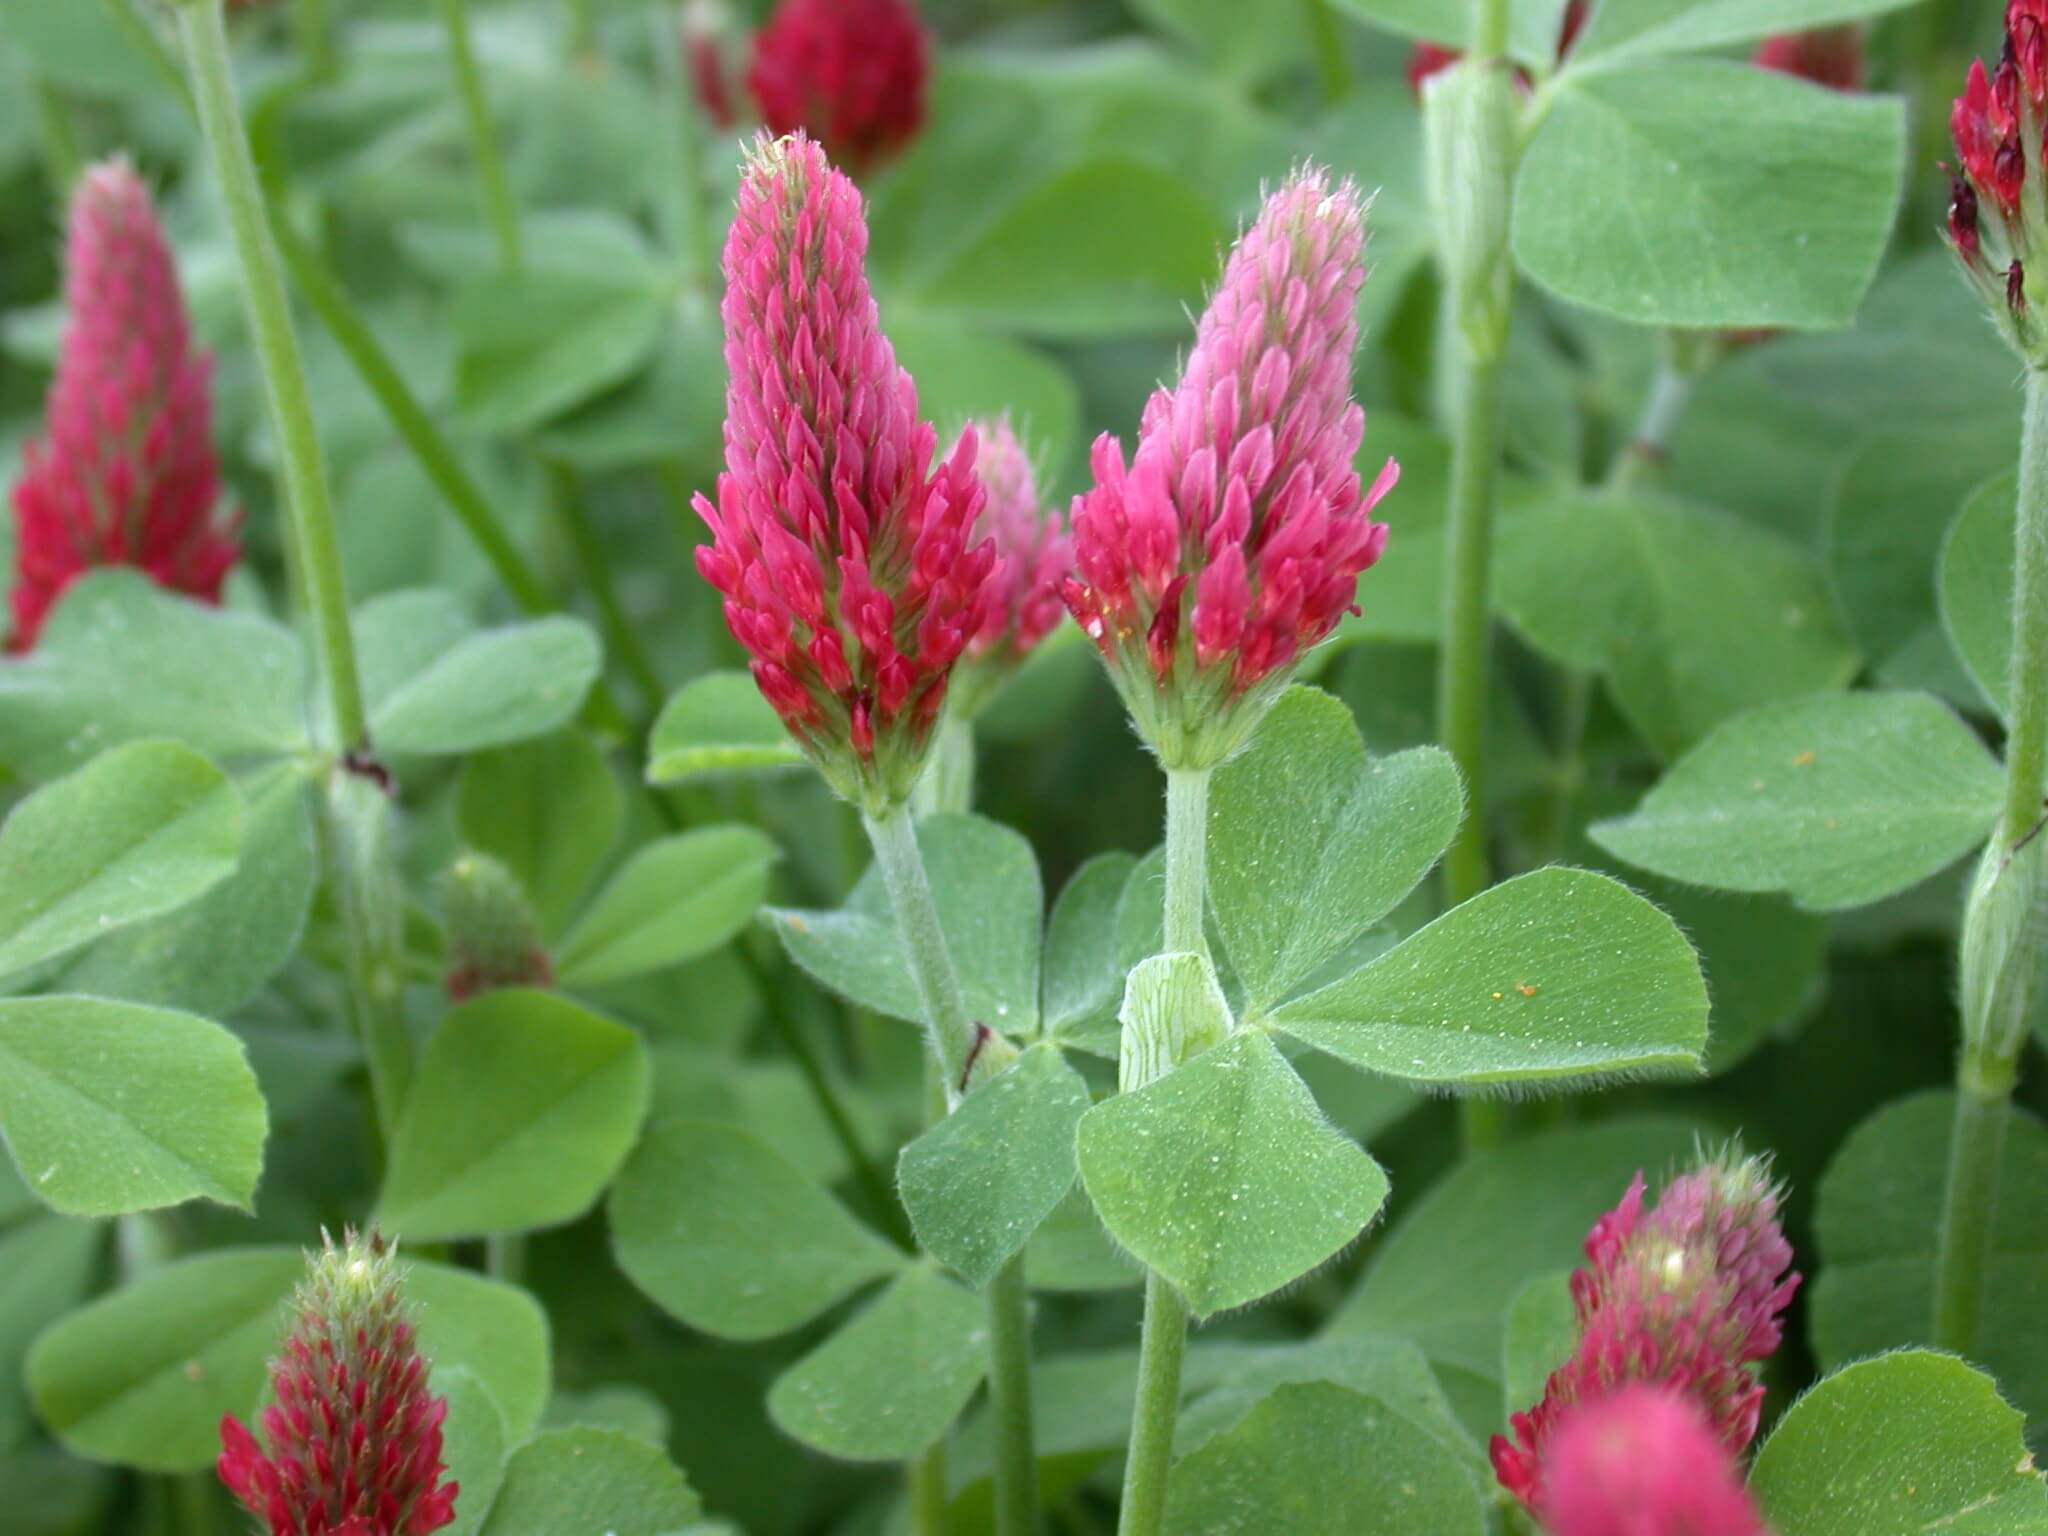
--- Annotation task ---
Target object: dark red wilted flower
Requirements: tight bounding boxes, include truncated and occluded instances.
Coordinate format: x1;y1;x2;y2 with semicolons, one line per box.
1541;1386;1769;1536
1753;26;1864;91
9;159;238;652
1406;1;1585;97
746;0;928;175
693;133;995;811
1491;1151;1799;1514
1063;166;1396;768
682;0;740;130
440;851;552;1002
218;1230;458;1536
1947;4;2048;356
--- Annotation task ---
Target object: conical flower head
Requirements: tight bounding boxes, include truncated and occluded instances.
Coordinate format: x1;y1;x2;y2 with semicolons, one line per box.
1491;1150;1799;1512
746;0;928;175
1947;4;2048;360
693;133;996;813
10;159;238;651
1541;1386;1770;1536
440;850;552;1001
1753;26;1864;91
218;1230;458;1536
1063;166;1397;768
948;416;1070;717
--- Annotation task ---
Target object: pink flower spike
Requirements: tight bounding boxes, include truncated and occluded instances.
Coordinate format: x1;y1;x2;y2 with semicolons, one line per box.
10;158;239;651
1063;164;1394;768
693;133;998;811
1541;1386;1769;1536
942;416;1070;715
217;1230;458;1536
745;0;928;175
1491;1148;1799;1513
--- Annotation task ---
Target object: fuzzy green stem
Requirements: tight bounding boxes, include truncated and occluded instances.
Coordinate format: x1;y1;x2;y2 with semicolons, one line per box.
325;771;414;1141
105;0;196;110
1301;0;1352;104
909;1441;950;1536
914;714;977;819
543;460;668;720
1114;768;1209;1536
861;803;979;1111
438;0;524;273
988;1255;1043;1536
1471;0;1509;55
178;0;368;754
1162;768;1210;958
1932;1063;2013;1355
1438;350;1505;916
1117;1272;1190;1536
1934;368;2048;1353
28;79;82;193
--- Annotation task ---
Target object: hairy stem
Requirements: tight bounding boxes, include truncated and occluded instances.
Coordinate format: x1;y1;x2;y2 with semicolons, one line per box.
987;1255;1043;1536
1114;767;1209;1536
1935;366;2048;1353
909;1441;950;1536
179;0;368;754
437;0;524;272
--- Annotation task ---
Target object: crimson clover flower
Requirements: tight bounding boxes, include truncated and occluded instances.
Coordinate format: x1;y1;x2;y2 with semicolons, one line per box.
946;416;1070;718
10;158;238;652
745;0;928;176
218;1231;458;1536
1753;26;1865;91
1491;1150;1799;1515
693;133;997;813
1540;1385;1769;1536
1948;2;2048;360
1062;165;1397;769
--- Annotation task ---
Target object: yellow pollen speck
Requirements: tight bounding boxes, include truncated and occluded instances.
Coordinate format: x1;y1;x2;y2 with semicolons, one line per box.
184;1360;205;1382
1792;750;1817;767
1517;982;1539;998
1491;991;1504;1000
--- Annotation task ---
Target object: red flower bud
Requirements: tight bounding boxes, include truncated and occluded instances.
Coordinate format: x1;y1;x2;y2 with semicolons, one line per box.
1753;26;1864;92
1541;1386;1768;1536
218;1231;458;1536
1491;1150;1799;1513
9;159;238;652
745;0;928;175
1064;167;1396;767
693;134;996;810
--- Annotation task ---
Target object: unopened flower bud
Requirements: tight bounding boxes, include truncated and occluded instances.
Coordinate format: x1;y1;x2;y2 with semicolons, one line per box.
1541;1386;1768;1536
1063;166;1397;769
745;0;928;175
693;134;998;813
10;159;239;651
1491;1148;1799;1512
218;1230;458;1536
440;851;552;1001
1753;26;1864;91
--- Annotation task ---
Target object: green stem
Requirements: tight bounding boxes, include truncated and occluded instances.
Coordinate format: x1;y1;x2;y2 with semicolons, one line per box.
294;0;336;82
1471;0;1509;55
1932;1061;2013;1354
324;770;414;1142
737;941;913;1250
437;0;524;273
28;79;82;193
180;0;368;753
1161;768;1210;957
860;803;979;1097
484;1233;526;1284
1300;0;1352;104
1934;367;2048;1354
543;460;667;720
1437;349;1505;916
909;1441;950;1536
174;1471;217;1536
649;5;720;292
104;0;196;111
913;713;976;819
1114;767;1209;1536
987;1256;1042;1536
1117;1272;1190;1536
864;801;1041;1531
